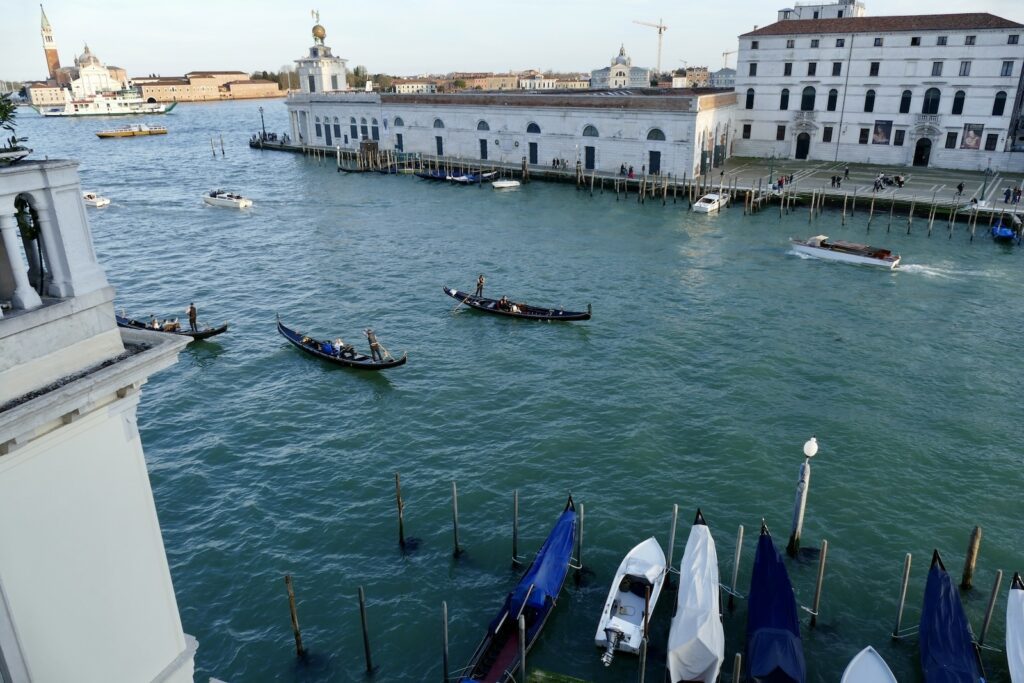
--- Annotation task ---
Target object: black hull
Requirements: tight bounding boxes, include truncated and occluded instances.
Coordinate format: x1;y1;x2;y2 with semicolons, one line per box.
116;314;228;340
444;287;590;321
277;320;407;370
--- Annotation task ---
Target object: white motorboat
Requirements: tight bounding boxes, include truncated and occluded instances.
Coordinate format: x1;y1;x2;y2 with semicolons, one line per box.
594;537;666;665
82;191;110;208
666;510;724;683
203;190;252;209
492;180;521;190
791;235;900;269
1009;572;1023;683
692;193;728;213
840;646;897;683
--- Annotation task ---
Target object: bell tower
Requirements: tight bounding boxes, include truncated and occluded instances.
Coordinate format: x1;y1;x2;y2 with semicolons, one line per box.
40;4;61;80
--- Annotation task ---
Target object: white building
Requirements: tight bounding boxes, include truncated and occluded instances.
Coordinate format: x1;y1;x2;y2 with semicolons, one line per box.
778;0;865;21
709;67;737;88
733;10;1024;170
0;160;197;681
392;80;437;94
68;44;126;98
296;18;349;94
519;73;557;90
591;46;652;89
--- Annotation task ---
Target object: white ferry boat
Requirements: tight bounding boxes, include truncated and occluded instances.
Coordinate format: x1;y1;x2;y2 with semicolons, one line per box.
36;91;177;118
791;235;901;269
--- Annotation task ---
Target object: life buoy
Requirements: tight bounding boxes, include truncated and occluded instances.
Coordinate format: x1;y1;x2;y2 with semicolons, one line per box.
514;140;520;147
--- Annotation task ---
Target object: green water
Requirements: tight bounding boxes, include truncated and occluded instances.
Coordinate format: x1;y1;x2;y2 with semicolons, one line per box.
18;101;1022;682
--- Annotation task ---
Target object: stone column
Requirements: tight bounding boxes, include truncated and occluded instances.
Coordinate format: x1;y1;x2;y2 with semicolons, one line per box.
0;212;43;311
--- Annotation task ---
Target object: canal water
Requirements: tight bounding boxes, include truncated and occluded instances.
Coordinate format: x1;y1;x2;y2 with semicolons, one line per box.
18;100;1022;682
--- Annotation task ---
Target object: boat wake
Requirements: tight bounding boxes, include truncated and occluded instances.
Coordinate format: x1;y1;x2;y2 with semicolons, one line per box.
787;249;815;260
898;264;995;280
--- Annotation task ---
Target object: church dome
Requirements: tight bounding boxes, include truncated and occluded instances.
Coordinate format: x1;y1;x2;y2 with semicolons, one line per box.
76;44;100;67
613;45;630;65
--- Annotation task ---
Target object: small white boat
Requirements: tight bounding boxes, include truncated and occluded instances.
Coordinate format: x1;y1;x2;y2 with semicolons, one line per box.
203;189;252;209
1009;572;1024;683
595;537;666;665
492;180;521;190
791;235;900;269
841;646;897;683
692;193;728;213
666;510;724;683
82;191;110;208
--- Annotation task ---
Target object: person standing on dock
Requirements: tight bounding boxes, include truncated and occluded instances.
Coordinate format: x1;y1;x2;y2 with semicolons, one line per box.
475;274;485;297
844;165;850;180
366;328;383;362
186;303;197;332
956;182;965;197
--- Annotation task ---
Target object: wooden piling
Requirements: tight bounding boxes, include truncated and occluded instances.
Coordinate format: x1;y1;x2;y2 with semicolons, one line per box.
892;553;912;638
851;188;857;216
960;526;982;590
907;199;916;234
728;524;744;610
395;473;406;549
576;503;585;573
284;574;305;657
441;601;450;682
978;569;1003;646
786;458;812;558
842;192;848;226
666;504;679;580
809;539;828;628
732;653;742;683
512;489;521;566
638;638;648;683
886;195;895;232
518;614;527;682
867;192;876;230
210;137;216;159
219;134;225;156
928;204;937;237
451;481;461;558
358;585;373;673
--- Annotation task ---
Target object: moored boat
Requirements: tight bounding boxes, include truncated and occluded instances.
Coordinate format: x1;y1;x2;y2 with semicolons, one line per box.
692;193;728;213
595;537;666;665
415;169;449;181
492;180;521;190
746;523;806;683
991;219;1021;244
96;124;167;138
460;497;577;683
1009;572;1023;683
791;235;901;269
450;171;498;185
444;286;591;321
203;189;253;209
666;509;724;683
841;646;897;683
116;312;228;341
276;319;407;370
920;550;984;683
82;191;110;208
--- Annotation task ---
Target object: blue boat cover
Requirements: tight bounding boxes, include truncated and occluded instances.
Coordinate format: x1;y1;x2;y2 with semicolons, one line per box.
746;532;806;683
508;507;577;616
919;556;982;683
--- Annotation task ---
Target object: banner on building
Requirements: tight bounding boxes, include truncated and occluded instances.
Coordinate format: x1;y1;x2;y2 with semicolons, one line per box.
961;124;983;150
872;120;893;145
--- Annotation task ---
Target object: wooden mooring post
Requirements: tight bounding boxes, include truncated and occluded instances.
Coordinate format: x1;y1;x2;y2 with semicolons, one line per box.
451;481;462;558
518;614;527;682
786;437;817;558
284;574;305;657
395;472;406;549
512;489;521;566
441;601;450;682
665;504;679;583
728;524;744;610
892;553;912;638
960;525;982;589
358;586;375;673
732;653;742;683
638;637;648;683
978;570;1003;646
809;539;828;628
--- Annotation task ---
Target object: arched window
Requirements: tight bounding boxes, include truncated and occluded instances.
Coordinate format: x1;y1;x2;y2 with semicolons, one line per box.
582;125;599;137
360;117;368;139
393;116;404;127
864;89;876;113
952;91;965;115
315;116;322;137
780;88;790;110
477;120;490;131
993;91;1007;116
333;116;341;138
899;90;912;114
922;88;941;115
371;117;380;140
526;122;541;134
745;88;755;110
433;118;445;128
350;117;358;139
827;89;838;112
800;86;816;111
647;128;666;141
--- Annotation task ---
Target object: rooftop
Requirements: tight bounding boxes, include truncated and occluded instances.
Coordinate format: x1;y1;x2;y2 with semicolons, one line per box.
376;88;735;112
742;12;1023;36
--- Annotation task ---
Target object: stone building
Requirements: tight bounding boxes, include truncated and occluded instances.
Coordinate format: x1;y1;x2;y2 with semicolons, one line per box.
392;79;437;94
709;67;737;88
133;72;282;103
778;0;866;21
591;46;652;89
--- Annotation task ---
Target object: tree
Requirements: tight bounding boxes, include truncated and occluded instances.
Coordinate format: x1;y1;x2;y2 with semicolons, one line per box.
347;65;368;88
452;79;467;89
0;93;28;151
373;74;393;91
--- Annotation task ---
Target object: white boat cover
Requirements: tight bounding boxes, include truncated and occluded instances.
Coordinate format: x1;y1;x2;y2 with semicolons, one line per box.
1009;576;1024;683
840;646;896;683
666;523;724;683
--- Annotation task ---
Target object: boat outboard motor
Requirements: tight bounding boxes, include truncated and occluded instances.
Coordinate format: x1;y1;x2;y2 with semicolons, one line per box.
601;628;622;666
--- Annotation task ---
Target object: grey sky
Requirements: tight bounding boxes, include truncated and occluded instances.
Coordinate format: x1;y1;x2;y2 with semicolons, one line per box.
3;0;1022;80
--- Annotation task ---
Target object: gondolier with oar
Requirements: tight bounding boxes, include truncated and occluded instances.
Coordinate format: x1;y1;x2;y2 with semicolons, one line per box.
186;302;198;332
365;328;384;362
474;274;485;297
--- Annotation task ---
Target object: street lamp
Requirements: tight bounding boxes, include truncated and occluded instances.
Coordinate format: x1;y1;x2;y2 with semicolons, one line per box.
258;105;266;140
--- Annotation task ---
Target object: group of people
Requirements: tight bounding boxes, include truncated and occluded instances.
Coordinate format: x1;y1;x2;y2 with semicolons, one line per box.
475;275;522;314
1003;186;1023;204
872;173;905;191
773;174;796;191
551;158;571;170
619;164;636;178
148;302;199;333
303;328;386;362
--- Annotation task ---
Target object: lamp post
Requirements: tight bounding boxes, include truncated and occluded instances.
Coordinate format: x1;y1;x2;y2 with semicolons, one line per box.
786;436;818;557
258;105;266;140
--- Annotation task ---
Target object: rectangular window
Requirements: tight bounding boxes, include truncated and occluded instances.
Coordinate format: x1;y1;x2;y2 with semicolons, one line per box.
985;133;999;151
832;62;842;76
937;36;947;46
786;39;795;48
960;61;971;77
1002;61;1014;77
784;62;793;76
315;122;322;137
742;124;751;139
945;132;957;148
813;10;819;18
869;62;880;77
811;39;820;48
807;62;817;76
931;62;943;77
307;74;316;92
776;125;786;141
965;35;976;46
1010;35;1020;45
874;37;883;47
859;128;869;144
330;74;339;90
894;130;905;146
751;40;759;50
823;126;834;142
836;38;845;48
749;63;758;76
911;37;921;46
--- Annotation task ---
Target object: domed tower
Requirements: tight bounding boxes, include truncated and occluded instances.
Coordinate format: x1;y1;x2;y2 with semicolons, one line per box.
40;4;61;81
295;11;349;95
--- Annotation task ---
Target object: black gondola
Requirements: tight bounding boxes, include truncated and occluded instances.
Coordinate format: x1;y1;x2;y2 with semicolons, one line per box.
116;313;228;340
276;319;407;370
444;286;591;321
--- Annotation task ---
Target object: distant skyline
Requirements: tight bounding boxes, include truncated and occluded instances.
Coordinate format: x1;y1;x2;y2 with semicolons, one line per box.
3;0;1023;81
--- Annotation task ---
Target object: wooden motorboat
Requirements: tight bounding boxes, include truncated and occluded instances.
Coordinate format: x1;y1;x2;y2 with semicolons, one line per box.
492;180;521;190
276;319;406;370
82;191;110;208
450;171;498;185
920;550;984;683
841;646;897;683
116;313;228;341
692;193;728;213
203;189;252;209
594;537;666;665
791;235;900;269
666;510;724;683
746;523;806;683
444;286;591;322
1008;572;1023;683
461;497;577;683
96;124;167;138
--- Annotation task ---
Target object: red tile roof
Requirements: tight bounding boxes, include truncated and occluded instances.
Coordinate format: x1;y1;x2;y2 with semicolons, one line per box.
741;13;1023;37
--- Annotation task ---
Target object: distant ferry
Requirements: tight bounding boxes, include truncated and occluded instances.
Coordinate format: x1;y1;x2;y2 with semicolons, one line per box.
35;91;177;117
96;124;168;138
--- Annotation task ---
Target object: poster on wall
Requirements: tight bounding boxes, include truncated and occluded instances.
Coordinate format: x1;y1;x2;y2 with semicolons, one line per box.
872;120;893;145
961;124;984;150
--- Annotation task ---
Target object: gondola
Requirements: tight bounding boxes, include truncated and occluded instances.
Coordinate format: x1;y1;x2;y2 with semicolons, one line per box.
415;170;449;181
460;497;577;683
444;286;591;322
746;523;806;683
276;318;407;370
115;313;228;341
920;550;985;683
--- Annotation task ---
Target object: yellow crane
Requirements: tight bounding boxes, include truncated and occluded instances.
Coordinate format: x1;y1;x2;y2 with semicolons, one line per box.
633;18;668;75
722;50;738;68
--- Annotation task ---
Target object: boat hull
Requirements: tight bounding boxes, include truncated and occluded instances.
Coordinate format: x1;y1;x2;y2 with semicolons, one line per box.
116;314;228;341
791;242;900;269
277;320;406;370
492;180;521;190
203;196;252;209
841;647;897;683
920;551;984;683
1009;573;1023;683
444;287;590;321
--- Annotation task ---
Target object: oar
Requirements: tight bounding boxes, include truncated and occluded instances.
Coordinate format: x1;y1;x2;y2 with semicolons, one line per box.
451;289;475;313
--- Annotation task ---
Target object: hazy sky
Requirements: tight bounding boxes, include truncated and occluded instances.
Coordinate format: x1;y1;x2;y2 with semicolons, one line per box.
3;0;1022;80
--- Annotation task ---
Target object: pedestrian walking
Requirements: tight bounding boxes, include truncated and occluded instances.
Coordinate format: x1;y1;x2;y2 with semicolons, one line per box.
1004;187;1012;203
956;182;965;197
844;165;850;179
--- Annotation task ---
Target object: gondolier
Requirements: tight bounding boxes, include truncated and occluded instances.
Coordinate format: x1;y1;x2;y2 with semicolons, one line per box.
366;328;383;362
475;274;485;297
186;302;198;332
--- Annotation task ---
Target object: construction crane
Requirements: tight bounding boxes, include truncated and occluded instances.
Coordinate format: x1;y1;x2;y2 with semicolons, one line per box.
722;50;738;68
633;18;668;75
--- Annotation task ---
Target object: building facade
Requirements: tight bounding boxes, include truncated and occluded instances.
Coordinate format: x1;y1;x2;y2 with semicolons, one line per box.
296;20;349;94
392;80;437;94
778;0;866;21
709;67;737;88
591;46;652;89
733;11;1024;170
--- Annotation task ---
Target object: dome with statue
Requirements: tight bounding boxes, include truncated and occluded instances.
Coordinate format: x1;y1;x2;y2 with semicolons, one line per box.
312;24;326;41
